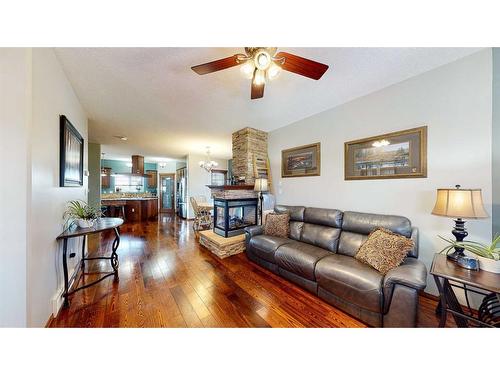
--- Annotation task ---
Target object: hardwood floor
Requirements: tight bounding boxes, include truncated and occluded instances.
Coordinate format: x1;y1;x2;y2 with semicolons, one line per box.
50;214;452;328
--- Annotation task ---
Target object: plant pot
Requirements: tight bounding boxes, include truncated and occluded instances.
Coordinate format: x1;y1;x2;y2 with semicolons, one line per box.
478;256;500;274
77;219;95;228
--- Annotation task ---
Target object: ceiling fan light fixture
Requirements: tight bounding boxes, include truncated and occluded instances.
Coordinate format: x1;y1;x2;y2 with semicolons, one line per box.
254;50;271;70
240;61;255;79
267;63;282;80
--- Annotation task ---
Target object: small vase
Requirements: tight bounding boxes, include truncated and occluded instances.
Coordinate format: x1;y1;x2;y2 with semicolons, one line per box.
478;256;500;274
77;219;95;228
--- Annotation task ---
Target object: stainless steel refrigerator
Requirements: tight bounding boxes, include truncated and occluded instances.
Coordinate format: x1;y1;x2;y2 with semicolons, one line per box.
176;167;187;218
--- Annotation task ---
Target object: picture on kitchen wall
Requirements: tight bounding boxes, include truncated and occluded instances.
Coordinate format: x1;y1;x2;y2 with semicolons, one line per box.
281;142;321;177
344;126;427;180
59;115;84;187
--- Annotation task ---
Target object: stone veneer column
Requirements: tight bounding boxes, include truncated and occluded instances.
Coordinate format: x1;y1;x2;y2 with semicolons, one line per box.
232;127;268;185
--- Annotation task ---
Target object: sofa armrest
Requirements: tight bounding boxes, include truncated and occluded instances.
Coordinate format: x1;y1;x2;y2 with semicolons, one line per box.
384;258;427;291
244;225;264;245
408;227;418;258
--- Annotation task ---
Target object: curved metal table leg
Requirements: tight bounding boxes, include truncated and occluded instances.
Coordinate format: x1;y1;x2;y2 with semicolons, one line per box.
111;227;120;280
62;238;70;308
433;275;447;327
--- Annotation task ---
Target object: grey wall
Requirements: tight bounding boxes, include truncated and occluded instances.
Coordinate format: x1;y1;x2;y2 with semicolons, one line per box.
88;143;101;209
28;48;88;327
492;48;500;237
0;49;31;327
268;50;493;296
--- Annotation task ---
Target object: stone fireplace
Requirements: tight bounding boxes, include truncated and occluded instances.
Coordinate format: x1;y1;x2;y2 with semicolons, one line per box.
232;127;268;185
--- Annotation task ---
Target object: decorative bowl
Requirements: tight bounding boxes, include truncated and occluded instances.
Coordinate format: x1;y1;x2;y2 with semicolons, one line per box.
77;219;95;228
478;256;500;274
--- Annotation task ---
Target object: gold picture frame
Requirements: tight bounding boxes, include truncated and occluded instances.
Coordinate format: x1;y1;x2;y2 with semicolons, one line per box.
281;142;321;178
344;126;427;180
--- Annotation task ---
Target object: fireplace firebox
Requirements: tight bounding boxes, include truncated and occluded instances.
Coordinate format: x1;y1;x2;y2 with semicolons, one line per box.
213;198;258;237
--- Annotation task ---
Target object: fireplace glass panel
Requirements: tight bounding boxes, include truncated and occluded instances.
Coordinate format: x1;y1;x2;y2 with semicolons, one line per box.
214;198;258;237
216;206;225;228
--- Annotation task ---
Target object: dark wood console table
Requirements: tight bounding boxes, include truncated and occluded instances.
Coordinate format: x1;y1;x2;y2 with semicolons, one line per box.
56;217;124;308
431;254;500;327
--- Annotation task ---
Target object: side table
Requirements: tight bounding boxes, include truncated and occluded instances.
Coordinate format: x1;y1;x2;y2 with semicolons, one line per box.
56;217;124;307
430;254;500;327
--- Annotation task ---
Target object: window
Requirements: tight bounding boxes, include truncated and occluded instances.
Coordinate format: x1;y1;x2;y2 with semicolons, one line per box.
113;174;145;193
211;170;227;186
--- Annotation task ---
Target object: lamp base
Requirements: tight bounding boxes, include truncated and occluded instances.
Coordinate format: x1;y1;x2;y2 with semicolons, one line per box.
447;249;465;261
448;218;467;262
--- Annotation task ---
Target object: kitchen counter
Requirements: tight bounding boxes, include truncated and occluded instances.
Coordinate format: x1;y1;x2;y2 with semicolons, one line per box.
101;197;158;201
102;197;158;222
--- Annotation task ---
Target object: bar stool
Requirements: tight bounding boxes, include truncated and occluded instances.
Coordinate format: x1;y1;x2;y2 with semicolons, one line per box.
105;201;126;221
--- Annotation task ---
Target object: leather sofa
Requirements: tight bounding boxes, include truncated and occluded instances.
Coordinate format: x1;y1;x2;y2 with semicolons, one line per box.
244;205;427;327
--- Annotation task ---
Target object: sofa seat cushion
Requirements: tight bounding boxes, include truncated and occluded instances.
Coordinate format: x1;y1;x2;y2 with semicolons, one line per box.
275;241;331;281
315;255;384;313
249;235;293;263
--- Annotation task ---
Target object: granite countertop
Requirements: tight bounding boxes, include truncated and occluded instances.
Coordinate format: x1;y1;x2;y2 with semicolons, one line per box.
101;197;158;201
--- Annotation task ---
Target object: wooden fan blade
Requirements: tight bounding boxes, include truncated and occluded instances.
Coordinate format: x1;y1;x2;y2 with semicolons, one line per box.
275;52;329;80
191;55;242;75
251;70;265;99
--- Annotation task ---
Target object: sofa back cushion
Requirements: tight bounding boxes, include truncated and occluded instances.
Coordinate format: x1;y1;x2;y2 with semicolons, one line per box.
339;211;415;257
304;207;343;227
275;205;305;240
300;208;343;252
275;205;305;221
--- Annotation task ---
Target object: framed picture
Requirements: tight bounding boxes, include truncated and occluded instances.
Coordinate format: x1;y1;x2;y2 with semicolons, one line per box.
59;115;84;187
281;142;321;178
344;126;427;180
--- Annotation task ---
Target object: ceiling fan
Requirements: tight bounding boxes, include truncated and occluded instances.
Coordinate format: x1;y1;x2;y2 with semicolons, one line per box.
191;47;329;99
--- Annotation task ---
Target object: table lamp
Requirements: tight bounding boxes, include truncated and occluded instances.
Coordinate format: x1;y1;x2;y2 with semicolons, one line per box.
431;185;489;261
254;178;268;225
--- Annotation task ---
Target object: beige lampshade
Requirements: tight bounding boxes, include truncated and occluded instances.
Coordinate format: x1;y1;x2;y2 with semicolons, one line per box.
431;187;488;219
254;178;268;192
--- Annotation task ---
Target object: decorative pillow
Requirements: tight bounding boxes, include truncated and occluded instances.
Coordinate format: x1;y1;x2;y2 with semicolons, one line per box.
354;227;414;275
264;213;290;238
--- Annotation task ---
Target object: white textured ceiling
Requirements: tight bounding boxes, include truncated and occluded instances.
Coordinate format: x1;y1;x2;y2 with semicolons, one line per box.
54;47;483;160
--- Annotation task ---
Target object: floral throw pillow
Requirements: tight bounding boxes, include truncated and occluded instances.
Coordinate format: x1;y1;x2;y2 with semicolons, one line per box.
355;227;414;275
264;213;290;238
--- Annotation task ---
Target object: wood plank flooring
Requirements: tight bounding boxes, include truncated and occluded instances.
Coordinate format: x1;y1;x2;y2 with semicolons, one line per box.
50;214;452;328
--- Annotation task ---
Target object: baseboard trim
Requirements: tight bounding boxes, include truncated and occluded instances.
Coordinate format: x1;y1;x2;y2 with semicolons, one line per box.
419;290;439;301
48;253;86;325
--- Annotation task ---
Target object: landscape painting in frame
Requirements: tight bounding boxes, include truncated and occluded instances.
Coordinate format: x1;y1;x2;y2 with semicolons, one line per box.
59;115;84;187
344;126;427;180
282;142;320;177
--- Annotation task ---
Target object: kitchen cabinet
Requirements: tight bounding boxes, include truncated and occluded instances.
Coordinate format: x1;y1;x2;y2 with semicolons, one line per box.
146;170;157;188
131;155;144;175
101;167;112;188
102;198;158;222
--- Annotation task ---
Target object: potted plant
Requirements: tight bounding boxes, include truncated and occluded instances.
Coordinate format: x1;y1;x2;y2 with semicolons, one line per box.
439;235;500;273
64;200;102;228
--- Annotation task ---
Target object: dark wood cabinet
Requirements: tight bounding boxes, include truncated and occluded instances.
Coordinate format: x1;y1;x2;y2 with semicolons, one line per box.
131;155;144;175
102;198;158;222
146;170;157;188
124;200;142;222
141;199;158;220
101;167;112;188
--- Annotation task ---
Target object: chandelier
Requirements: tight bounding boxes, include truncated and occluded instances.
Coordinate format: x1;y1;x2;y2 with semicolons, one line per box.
199;146;218;172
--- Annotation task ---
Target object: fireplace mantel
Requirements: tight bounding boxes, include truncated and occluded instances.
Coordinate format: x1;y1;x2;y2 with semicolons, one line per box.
207;184;257;199
206;184;254;190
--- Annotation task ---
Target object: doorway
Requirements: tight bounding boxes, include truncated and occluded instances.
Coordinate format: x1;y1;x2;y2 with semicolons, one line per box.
159;173;175;213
